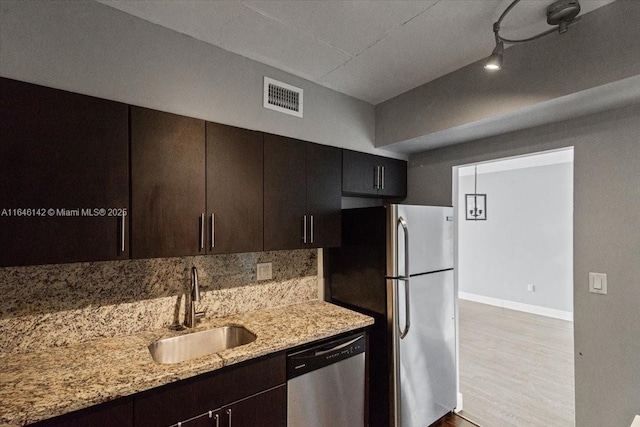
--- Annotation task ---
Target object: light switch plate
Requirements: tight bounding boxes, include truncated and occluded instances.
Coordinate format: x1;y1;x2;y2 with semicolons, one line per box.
257;262;273;281
589;272;607;295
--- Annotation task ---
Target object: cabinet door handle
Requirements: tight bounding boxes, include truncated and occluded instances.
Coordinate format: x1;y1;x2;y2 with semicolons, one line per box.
120;212;126;253
211;213;215;249
199;213;205;250
211;411;219;427
381;166;385;190
303;215;307;244
374;165;380;189
310;214;314;244
226;408;232;426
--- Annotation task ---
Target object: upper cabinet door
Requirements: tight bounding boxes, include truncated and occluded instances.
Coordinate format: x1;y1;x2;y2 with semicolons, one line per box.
0;78;129;267
264;136;343;251
206;122;263;254
377;156;407;198
342;149;407;198
342;150;380;196
130;107;206;259
263;134;307;251
306;144;342;248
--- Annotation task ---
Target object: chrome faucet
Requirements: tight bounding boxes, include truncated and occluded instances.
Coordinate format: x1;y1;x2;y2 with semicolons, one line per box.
185;266;205;328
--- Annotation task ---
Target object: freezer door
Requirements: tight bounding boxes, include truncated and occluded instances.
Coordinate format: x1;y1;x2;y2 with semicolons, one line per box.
389;271;456;427
387;205;453;277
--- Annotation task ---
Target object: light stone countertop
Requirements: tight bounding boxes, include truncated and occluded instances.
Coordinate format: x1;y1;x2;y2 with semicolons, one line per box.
0;301;374;426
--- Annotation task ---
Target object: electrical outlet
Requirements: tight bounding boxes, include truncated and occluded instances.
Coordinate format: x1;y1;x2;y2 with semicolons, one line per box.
527;284;535;292
257;262;273;281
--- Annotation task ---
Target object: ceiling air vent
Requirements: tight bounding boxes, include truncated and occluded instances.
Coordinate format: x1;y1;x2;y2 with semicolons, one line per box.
264;77;303;118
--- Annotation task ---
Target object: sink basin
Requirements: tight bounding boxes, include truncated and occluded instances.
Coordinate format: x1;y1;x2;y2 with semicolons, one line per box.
148;325;256;364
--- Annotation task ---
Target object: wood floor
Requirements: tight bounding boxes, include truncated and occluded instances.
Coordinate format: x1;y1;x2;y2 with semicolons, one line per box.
432;413;479;427
458;300;575;427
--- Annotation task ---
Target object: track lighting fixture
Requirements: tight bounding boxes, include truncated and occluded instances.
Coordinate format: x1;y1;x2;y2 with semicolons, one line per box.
485;0;582;71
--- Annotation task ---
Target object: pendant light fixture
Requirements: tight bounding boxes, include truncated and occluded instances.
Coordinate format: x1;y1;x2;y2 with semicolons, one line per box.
485;0;582;71
465;165;487;221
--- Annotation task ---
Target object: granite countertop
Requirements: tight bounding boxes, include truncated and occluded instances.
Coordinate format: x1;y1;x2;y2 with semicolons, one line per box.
0;301;374;426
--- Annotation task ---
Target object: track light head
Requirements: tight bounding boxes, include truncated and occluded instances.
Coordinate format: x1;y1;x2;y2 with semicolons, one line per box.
484;42;503;71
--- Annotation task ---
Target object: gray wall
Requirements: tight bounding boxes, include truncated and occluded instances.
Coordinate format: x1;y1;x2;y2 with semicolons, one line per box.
375;0;640;148
458;161;573;315
408;103;640;427
0;0;403;159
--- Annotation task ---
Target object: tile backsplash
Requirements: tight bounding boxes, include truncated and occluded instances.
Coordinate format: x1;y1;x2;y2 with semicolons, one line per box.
0;250;317;354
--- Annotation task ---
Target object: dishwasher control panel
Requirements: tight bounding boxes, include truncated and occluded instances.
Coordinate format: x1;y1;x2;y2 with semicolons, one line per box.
286;333;366;379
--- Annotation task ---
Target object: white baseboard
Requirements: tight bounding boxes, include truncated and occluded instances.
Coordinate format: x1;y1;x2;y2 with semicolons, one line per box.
459;292;573;321
455;392;463;412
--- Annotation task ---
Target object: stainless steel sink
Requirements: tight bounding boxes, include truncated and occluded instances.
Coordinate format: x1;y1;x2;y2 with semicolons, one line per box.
148;325;256;364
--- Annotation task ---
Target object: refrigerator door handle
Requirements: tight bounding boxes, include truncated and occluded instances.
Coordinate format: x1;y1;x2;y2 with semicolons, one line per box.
398;217;409;279
398;278;410;339
398;217;411;339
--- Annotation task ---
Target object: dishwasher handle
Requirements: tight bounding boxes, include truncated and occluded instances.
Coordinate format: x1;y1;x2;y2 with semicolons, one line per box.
314;335;363;356
287;333;366;379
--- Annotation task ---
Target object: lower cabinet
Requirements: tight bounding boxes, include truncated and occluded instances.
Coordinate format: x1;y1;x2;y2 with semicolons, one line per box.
27;353;285;427
27;397;133;427
134;353;285;427
177;385;286;427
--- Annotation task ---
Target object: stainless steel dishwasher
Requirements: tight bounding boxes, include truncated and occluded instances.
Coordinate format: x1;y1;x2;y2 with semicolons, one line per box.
287;332;366;427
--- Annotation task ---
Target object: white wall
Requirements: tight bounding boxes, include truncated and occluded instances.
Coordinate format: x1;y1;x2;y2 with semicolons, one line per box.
457;152;573;318
0;0;403;159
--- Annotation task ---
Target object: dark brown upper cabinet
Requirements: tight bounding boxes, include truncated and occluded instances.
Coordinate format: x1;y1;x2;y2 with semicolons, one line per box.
130;107;206;259
0;78;129;267
342;150;407;198
264;135;307;251
306;143;342;248
131;113;263;259
264;135;341;251
206;122;263;254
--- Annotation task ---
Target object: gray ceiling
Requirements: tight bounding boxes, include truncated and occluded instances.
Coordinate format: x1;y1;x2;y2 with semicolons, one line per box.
98;0;615;105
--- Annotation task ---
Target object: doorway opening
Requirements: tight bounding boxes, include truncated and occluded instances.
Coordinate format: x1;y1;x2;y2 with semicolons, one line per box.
452;148;575;427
